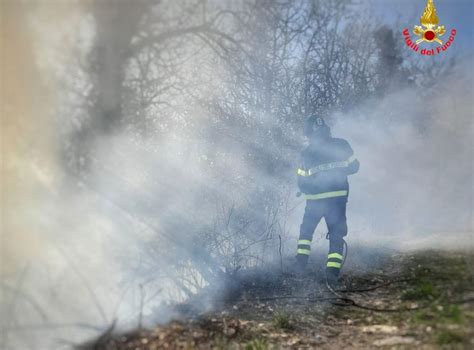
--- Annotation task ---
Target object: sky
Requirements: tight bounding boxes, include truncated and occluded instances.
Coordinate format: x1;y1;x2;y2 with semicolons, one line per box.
375;0;474;55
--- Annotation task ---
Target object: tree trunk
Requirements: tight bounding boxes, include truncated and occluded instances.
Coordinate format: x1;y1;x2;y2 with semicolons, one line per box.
89;0;148;134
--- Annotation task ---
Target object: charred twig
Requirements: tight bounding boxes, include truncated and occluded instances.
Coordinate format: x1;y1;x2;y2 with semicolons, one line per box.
138;284;145;330
238;276;474;313
75;320;117;350
278;234;283;272
339;278;414;293
0;281;48;322
56;246;108;324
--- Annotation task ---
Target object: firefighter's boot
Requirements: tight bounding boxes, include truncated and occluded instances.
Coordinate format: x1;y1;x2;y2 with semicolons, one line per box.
295;253;309;271
294;239;312;275
326;252;343;288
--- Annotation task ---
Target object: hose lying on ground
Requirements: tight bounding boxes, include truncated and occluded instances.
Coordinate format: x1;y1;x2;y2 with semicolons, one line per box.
242;238;474;312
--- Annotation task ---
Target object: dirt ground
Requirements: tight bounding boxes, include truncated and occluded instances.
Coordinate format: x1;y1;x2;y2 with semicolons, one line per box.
79;250;474;349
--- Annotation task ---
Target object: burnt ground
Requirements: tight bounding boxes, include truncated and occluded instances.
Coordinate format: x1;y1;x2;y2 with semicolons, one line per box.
79;250;474;349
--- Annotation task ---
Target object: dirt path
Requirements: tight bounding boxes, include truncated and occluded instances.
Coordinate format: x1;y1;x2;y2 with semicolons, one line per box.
80;250;474;349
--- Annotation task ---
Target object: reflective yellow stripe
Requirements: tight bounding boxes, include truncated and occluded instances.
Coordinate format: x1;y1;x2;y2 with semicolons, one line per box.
296;155;356;176
348;155;357;163
304;190;348;200
298;239;312;245
297;248;311;255
298;158;357;177
299;161;352;177
296;168;309;176
328;253;343;260
327;261;342;268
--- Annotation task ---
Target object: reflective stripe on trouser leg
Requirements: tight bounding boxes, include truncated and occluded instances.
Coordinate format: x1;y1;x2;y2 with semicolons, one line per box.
325;197;347;271
328;252;343;260
298;201;323;253
297;239;312;255
327;252;343;269
304;190;348;200
297;248;311;255
327;261;342;268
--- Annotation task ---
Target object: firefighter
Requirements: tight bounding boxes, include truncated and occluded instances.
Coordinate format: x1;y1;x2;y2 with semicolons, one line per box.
295;116;359;285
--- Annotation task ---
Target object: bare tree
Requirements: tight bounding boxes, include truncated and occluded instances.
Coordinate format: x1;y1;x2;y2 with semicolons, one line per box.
55;0;457;304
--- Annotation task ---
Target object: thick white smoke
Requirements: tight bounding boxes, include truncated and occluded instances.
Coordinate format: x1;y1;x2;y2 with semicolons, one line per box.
2;2;473;350
332;60;473;251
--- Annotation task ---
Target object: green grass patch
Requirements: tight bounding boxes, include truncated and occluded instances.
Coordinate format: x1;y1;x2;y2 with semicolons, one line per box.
412;304;464;326
412;309;436;324
272;310;294;330
401;281;440;301
214;334;230;350
441;304;463;324
436;329;464;345
407;252;469;282
245;338;268;350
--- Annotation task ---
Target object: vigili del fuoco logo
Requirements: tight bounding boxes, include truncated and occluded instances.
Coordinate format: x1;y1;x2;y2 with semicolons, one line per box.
403;0;456;56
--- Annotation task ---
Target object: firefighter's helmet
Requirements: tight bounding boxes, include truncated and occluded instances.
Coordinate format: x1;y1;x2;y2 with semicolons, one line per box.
304;116;329;138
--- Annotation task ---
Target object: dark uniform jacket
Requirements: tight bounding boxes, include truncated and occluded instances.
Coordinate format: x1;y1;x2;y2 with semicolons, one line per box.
297;137;359;195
